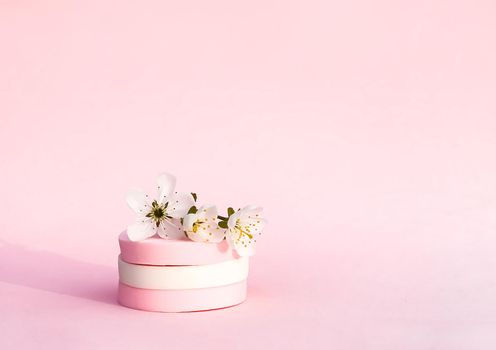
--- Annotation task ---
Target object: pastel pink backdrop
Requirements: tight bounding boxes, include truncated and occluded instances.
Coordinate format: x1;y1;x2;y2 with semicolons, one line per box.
1;1;496;349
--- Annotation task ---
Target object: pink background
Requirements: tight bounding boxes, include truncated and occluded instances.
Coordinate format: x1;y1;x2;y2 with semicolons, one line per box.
1;0;496;349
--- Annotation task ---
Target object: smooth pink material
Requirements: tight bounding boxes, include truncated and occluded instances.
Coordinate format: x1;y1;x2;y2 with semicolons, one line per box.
119;232;236;266
118;281;247;313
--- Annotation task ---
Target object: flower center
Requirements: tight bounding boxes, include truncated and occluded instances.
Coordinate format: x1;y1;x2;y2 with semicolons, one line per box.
235;219;253;239
146;200;170;226
153;207;164;218
193;220;204;233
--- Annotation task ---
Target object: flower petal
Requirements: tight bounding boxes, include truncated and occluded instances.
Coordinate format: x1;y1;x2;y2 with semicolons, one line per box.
186;223;225;243
186;230;204;243
167;192;195;218
204;205;218;218
241;217;266;236
156;219;179;239
127;221;156;241
240;205;263;217
227;210;241;229
208;226;226;243
226;228;256;256
168;219;187;239
157;173;176;204
126;188;149;214
197;205;217;219
182;213;197;231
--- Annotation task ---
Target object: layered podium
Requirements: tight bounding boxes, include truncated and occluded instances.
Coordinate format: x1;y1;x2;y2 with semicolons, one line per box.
117;232;249;312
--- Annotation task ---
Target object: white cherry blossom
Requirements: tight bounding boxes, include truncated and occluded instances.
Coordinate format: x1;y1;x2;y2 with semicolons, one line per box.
126;173;194;241
226;205;266;256
183;205;225;243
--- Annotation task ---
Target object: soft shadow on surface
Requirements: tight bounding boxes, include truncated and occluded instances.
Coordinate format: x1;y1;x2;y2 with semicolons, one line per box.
0;240;117;305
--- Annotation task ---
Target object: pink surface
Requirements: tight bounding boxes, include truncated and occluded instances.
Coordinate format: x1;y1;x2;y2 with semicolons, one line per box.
118;281;247;313
1;0;496;349
119;231;236;265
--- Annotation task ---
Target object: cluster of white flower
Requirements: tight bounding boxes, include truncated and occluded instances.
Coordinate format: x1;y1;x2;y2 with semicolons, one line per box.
126;173;266;257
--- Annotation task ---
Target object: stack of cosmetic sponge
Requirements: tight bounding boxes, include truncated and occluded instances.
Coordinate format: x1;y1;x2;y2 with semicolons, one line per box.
117;231;249;312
